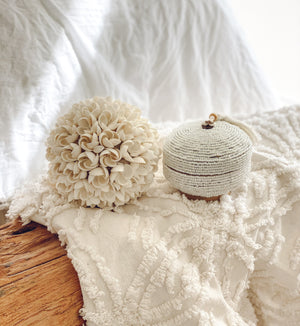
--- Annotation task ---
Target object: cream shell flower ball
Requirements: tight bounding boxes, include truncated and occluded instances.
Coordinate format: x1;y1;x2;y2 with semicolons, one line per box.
46;97;161;208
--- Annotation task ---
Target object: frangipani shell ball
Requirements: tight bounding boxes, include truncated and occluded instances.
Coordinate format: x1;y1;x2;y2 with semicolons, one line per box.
46;97;161;208
163;114;254;198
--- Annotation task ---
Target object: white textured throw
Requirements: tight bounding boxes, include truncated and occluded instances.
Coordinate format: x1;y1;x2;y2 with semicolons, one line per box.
8;107;300;326
163;117;253;197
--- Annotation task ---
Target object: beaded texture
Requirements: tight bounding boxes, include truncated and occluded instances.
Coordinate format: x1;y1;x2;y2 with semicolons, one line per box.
163;119;253;197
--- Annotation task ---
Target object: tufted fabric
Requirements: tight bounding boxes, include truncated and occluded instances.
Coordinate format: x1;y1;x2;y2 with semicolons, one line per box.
8;106;300;325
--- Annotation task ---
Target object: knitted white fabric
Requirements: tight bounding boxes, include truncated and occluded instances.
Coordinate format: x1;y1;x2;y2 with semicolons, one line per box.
163;118;253;197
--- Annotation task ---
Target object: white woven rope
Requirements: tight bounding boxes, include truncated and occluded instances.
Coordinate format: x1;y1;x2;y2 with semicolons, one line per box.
163;114;254;197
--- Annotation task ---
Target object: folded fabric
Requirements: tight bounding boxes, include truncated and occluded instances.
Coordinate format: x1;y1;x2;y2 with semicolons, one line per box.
8;107;300;325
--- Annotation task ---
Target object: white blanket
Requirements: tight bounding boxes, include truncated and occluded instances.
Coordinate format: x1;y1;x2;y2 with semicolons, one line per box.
0;0;279;201
9;106;300;325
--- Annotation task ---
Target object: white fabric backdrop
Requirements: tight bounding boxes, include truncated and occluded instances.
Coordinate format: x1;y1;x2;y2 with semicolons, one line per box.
0;0;278;201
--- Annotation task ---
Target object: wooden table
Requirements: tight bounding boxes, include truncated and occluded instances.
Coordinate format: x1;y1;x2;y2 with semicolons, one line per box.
0;219;84;326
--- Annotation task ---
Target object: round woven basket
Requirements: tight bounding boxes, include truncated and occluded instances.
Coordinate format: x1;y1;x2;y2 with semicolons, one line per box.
163;119;253;197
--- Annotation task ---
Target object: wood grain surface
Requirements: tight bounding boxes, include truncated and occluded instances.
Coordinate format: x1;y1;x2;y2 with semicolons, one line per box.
0;219;84;326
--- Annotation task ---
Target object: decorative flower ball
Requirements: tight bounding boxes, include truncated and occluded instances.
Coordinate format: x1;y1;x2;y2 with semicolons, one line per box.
46;96;161;208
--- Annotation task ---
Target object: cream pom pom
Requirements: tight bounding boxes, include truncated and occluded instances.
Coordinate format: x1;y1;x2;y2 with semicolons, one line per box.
46;97;161;208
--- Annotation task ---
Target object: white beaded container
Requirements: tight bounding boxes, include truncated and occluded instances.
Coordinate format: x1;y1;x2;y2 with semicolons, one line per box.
163;119;253;197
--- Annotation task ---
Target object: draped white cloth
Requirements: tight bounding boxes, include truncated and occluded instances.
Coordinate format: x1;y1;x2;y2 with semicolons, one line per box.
0;0;279;201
